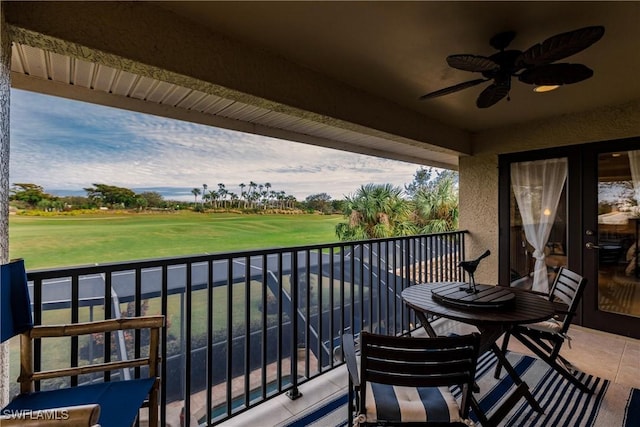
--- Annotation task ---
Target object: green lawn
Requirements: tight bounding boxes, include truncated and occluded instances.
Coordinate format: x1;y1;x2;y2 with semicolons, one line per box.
9;211;344;269
7;210;347;392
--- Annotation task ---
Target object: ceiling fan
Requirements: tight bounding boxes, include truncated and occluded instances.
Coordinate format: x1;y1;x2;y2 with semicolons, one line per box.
419;26;605;108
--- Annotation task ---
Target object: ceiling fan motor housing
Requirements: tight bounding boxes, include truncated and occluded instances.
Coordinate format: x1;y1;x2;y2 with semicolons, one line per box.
483;50;524;78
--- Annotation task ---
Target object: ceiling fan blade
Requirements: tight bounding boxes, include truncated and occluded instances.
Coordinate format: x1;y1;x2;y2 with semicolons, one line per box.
519;26;605;67
447;55;499;72
476;82;510;108
419;78;488;100
519;63;594;85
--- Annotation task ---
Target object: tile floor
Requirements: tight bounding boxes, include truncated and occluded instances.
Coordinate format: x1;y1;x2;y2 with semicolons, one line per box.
216;320;640;427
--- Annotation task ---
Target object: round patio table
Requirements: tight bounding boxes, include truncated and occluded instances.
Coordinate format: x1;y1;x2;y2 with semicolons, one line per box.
402;282;556;426
402;282;555;338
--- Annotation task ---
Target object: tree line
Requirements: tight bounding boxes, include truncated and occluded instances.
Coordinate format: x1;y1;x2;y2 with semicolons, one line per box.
9;167;460;240
190;182;299;211
10;183;171;211
8;182;339;213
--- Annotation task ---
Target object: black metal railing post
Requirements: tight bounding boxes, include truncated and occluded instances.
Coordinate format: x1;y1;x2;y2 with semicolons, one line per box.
206;260;213;427
287;250;302;400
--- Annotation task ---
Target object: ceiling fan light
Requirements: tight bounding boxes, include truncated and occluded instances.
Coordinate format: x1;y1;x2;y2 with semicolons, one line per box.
533;85;560;93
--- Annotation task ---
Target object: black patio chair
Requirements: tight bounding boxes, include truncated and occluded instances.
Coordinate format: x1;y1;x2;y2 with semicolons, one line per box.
495;266;591;393
0;259;165;427
343;331;490;426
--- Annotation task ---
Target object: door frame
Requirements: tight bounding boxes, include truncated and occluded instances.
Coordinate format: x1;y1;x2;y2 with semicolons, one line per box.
498;136;640;338
581;137;640;337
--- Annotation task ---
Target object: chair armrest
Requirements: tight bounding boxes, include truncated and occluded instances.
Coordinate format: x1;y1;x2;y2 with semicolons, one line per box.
29;315;165;339
0;404;100;426
517;290;570;315
550;300;570;314
342;334;360;387
525;289;549;297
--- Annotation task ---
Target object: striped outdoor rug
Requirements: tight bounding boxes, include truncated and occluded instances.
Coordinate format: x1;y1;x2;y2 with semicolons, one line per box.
284;351;640;427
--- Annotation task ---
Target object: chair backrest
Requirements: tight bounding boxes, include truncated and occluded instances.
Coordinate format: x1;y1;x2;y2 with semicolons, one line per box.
360;332;480;388
359;332;480;417
548;267;587;330
1;259;33;343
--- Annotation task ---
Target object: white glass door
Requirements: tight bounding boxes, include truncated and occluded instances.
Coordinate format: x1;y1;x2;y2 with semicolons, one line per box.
502;138;640;339
592;150;640;319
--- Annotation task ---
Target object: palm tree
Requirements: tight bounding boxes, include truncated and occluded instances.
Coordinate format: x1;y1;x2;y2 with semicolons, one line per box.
258;184;264;207
249;181;257;208
270;190;277;208
286;195;297;210
209;190;219;208
229;192;239;208
218;183;227;208
265;182;272;207
412;172;459;233
336;183;414;241
239;183;246;208
202;184;208;206
191;188;201;204
276;191;285;209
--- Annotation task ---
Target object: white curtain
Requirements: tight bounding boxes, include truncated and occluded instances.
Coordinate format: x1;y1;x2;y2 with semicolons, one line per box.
629;150;640;207
511;158;568;293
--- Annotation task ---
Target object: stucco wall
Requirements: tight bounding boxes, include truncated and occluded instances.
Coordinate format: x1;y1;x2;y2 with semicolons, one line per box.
0;1;10;408
459;154;499;285
459;100;640;286
473;99;640;156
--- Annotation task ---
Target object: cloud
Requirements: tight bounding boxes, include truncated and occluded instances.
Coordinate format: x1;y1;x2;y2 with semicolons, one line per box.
9;89;427;199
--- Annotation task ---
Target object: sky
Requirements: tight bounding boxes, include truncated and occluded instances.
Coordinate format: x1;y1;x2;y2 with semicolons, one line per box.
9;89;426;201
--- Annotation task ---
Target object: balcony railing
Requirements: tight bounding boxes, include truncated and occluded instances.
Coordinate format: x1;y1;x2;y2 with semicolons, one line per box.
19;231;467;426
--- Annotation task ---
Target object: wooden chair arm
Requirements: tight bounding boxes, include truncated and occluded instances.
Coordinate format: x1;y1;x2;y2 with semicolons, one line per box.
528;290;549;297
342;334;360;387
518;290;570;314
23;357;154;383
29;315;165;339
0;404;100;427
551;300;570;314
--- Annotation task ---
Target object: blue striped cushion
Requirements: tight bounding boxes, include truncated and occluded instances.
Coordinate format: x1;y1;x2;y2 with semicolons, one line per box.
364;382;462;423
